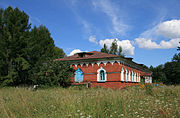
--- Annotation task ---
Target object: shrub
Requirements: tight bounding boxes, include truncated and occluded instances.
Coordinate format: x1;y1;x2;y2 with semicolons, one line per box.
32;60;74;87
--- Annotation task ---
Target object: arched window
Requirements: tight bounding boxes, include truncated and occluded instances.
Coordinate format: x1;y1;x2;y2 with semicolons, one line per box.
134;72;136;82
125;69;127;82
131;71;133;82
121;68;124;81
97;67;107;82
139;74;141;82
137;73;138;82
128;70;131;81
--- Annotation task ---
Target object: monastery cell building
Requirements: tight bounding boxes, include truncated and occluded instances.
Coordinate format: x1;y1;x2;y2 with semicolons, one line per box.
58;51;152;89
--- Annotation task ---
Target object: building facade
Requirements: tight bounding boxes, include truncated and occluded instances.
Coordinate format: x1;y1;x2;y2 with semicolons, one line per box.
58;51;152;89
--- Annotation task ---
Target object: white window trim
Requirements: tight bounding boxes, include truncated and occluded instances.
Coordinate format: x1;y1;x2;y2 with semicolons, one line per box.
125;69;127;82
97;67;107;82
134;72;136;82
128;70;131;82
121;68;124;81
131;71;133;82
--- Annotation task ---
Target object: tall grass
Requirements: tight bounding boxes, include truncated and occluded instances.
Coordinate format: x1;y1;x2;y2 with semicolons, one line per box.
0;85;179;118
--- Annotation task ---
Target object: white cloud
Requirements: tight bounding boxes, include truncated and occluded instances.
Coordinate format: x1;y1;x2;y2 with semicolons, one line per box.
92;0;129;35
135;19;180;49
135;38;180;49
99;38;134;55
69;49;82;56
156;20;180;39
89;35;98;44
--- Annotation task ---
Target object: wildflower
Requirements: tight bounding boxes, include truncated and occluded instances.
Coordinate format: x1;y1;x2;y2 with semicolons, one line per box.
87;115;91;118
77;110;80;112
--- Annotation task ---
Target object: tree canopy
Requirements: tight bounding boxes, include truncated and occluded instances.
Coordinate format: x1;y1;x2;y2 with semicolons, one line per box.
100;39;124;57
150;45;180;85
0;6;70;87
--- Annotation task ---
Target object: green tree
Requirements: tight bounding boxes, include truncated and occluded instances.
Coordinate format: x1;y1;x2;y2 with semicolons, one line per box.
27;25;58;83
53;47;66;59
0;6;67;86
110;39;118;55
101;39;124;56
0;6;31;86
33;60;74;87
149;65;167;83
101;44;109;54
164;53;180;84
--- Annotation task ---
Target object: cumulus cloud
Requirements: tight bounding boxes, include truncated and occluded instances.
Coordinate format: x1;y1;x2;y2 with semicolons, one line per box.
69;49;82;56
135;38;180;49
156;20;180;39
135;19;180;49
89;35;98;44
99;38;135;55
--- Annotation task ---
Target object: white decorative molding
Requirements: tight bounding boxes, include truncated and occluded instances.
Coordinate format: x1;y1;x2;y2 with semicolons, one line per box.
121;67;124;81
139;74;141;82
131;71;133;82
128;70;131;82
97;61;101;66
134;72;136;82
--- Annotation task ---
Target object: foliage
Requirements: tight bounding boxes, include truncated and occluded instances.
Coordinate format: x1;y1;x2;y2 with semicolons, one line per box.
164;55;180;85
100;39;124;57
100;44;109;54
150;65;167;83
150;44;180;85
0;6;67;86
32;60;74;87
0;86;179;118
109;39;118;55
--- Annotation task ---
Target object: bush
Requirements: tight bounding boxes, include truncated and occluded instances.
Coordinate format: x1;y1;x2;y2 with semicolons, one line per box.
32;60;74;87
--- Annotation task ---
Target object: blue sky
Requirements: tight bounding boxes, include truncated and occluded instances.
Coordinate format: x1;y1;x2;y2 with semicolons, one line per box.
1;0;180;67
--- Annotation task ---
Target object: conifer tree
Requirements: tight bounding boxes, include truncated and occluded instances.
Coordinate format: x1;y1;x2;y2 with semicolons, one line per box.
110;39;118;55
101;44;109;54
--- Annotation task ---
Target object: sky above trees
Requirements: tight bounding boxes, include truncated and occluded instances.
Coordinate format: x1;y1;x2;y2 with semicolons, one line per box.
0;0;180;67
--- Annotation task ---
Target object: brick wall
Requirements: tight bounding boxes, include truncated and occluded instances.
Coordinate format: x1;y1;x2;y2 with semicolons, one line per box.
71;62;144;88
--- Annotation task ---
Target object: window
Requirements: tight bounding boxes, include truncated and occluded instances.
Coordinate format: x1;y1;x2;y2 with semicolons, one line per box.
125;69;127;82
136;73;138;82
100;70;105;81
138;74;141;82
128;70;131;81
131;71;133;82
97;67;107;82
121;68;124;81
134;72;136;82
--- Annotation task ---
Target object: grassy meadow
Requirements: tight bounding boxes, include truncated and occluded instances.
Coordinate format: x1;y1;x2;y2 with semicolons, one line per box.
0;85;179;118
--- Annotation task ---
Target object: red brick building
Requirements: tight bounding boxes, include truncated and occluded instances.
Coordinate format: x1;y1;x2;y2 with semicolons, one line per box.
58;51;152;89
